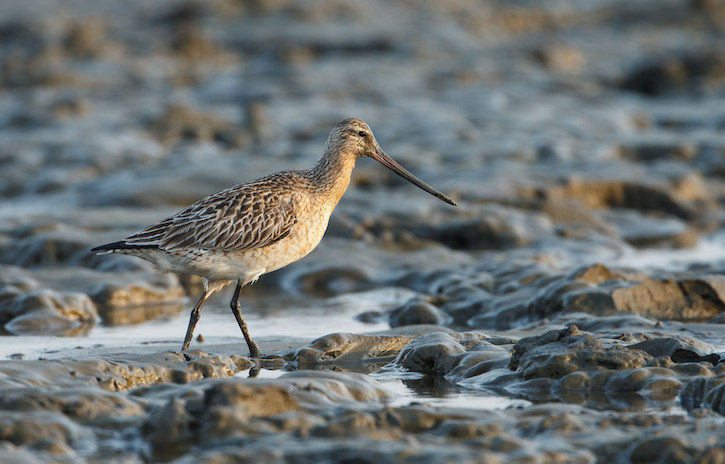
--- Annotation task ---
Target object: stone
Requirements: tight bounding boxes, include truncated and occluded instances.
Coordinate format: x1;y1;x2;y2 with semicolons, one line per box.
509;327;652;380
389;299;450;327
285;333;412;364
0;286;97;336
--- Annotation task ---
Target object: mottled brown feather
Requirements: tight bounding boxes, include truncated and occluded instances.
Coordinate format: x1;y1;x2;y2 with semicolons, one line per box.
125;172;300;252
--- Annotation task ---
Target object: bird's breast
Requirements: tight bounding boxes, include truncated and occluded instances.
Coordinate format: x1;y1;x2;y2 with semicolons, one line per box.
236;201;331;277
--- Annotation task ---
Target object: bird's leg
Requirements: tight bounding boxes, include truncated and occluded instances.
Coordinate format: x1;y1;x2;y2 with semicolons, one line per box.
230;282;261;358
181;289;211;351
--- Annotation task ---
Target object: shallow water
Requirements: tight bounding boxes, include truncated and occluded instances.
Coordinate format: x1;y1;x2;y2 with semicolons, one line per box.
0;288;408;359
609;232;725;272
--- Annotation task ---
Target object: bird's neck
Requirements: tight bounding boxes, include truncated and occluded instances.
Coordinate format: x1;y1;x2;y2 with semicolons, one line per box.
308;149;357;209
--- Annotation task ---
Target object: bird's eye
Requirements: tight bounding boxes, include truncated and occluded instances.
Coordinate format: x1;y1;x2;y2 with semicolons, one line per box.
357;131;367;138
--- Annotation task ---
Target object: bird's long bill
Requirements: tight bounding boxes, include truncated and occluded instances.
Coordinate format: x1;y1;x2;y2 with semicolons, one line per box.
372;148;458;206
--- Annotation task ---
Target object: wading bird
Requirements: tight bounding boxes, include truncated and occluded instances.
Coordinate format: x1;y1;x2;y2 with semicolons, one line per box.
93;118;456;357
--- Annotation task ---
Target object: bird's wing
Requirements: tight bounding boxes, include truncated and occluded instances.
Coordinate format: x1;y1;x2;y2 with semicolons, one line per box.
125;184;298;252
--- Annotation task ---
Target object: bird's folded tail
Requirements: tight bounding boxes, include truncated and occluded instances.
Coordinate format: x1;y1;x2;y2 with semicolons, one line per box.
91;241;158;254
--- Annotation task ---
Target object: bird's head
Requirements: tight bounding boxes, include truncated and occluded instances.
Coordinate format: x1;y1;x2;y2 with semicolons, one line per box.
325;118;458;206
325;118;380;159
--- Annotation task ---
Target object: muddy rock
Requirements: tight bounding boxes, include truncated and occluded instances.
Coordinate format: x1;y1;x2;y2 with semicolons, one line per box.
628;338;720;364
0;386;144;423
149;104;241;147
0;224;101;267
600;368;682;399
537;265;725;321
85;272;186;325
544;174;710;220
0;285;97;336
509;326;652;379
389;299;450;328
394;332;491;375
604;209;699;248
612;275;725;320
0;265;187;327
0;443;51;464
424;206;554;250
617;49;725;96
0;411;95;456
571;263;639;285
288;265;373;296
141;370;391;458
557;313;657;332
286;333;412;365
0;350;243;391
681;375;725;415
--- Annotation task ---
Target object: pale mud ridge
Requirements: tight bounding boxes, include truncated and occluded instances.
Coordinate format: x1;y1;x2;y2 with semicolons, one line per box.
1;0;725;462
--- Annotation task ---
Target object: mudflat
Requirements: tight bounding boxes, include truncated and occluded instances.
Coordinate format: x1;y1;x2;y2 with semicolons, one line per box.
0;0;724;462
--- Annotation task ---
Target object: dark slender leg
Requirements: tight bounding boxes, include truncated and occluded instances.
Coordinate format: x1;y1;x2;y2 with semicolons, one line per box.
230;282;261;358
181;290;211;351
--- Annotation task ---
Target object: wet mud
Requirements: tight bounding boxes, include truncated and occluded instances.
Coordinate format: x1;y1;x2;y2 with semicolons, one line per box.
0;0;724;462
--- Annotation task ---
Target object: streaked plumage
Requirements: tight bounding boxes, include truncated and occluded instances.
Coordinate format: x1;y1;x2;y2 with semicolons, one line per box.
93;118;456;357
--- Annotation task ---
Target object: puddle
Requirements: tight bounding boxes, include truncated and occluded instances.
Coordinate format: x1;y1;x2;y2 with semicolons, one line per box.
371;368;531;410
0;288;406;360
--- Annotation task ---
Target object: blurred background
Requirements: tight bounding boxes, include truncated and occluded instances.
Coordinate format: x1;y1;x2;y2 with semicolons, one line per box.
0;0;723;350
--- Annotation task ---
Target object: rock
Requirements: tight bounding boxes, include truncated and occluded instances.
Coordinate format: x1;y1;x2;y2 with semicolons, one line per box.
142;397;194;458
394;332;490;375
272;370;391;405
618;50;725;96
285;333;411;364
0;443;50;464
628;338;720;365
545;177;706;220
0;411;95;456
140;370;391;459
423;205;553;250
617;140;698;162
627;435;689;464
532;43;586;74
289;266;372;296
611;276;725;320
0;224;106;267
558;267;725;321
63;17;115;58
0;386;144;423
603;209;699;248
198;380;301;440
171;24;228;61
571;263;639;285
389;300;450;327
0;265;187;327
509;326;652;380
0;350;243;391
541;198;615;235
559;314;657;332
0;286;97;336
603;368;681;399
681;376;725;414
148;104;241;147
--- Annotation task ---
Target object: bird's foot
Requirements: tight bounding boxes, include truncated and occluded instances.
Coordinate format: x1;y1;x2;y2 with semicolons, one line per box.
247;342;262;359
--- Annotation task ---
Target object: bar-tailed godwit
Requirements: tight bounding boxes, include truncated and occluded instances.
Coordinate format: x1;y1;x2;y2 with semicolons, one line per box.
93;118;456;357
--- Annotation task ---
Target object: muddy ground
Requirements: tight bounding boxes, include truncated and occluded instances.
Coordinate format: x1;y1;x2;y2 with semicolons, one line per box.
0;0;724;462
